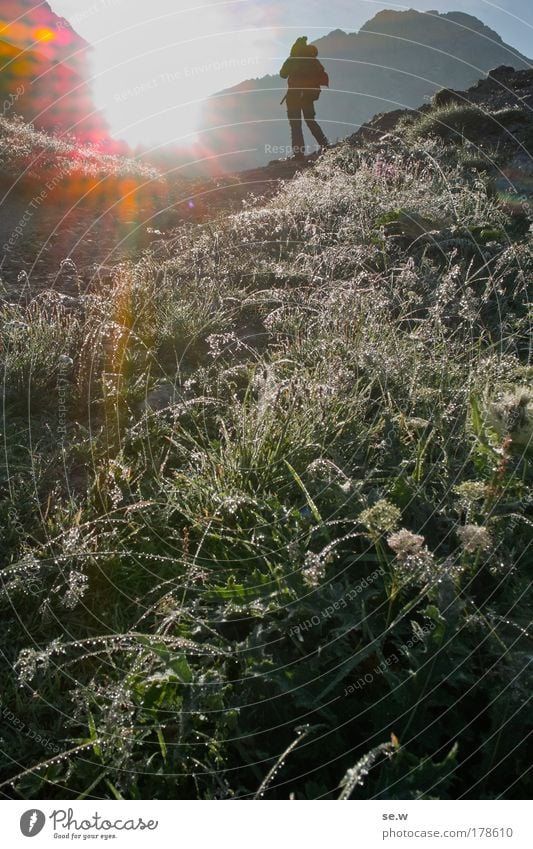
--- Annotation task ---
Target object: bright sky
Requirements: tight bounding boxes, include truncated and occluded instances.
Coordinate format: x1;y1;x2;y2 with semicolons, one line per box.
50;1;532;149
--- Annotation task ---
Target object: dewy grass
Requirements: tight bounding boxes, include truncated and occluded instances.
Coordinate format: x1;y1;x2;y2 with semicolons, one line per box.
0;115;159;182
400;103;533;149
0;123;531;800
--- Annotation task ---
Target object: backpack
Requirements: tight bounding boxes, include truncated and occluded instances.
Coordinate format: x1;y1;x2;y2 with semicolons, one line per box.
318;65;329;88
315;62;329;89
279;40;329;97
290;36;308;57
306;59;329;100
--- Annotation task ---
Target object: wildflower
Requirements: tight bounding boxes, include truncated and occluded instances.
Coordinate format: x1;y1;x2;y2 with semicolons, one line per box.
360;499;401;535
60;258;77;272
287;540;301;563
487;390;533;450
457;524;492;553
375;156;398;179
63;569;89;610
453;480;487;504
388;528;436;584
207;332;243;359
387;529;426;561
302;552;326;587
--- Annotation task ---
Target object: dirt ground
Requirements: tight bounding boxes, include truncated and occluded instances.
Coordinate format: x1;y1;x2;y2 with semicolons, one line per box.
0;155;315;300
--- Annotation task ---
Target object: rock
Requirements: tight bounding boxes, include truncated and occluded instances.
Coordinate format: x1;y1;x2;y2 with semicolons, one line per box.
352;109;416;143
432;88;464;108
488;66;517;82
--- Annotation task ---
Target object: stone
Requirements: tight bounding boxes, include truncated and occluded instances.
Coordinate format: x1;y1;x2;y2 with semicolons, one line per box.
488;66;517;82
432;88;464;108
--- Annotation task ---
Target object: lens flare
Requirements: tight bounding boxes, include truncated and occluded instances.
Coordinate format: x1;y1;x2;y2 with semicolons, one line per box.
34;27;56;43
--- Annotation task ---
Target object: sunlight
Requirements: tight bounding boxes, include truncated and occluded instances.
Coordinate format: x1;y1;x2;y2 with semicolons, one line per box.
51;1;280;149
34;27;56;43
0;20;32;43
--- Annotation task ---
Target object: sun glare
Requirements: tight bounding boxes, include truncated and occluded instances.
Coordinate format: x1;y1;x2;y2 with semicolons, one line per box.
34;27;56;43
5;0;279;149
85;2;277;149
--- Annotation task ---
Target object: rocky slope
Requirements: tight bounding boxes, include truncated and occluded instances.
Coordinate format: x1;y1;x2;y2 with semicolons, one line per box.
352;65;533;205
197;9;531;171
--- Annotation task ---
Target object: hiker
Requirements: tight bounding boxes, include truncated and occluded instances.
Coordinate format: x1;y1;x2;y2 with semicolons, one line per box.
280;36;330;160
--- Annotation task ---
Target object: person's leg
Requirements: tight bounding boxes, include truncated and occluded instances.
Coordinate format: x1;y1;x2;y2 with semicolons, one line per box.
286;90;305;158
302;94;329;147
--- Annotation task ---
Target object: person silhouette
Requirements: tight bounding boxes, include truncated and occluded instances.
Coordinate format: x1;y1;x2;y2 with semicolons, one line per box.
280;36;330;160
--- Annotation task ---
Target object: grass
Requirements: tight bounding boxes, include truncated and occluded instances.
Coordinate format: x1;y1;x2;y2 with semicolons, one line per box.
400;103;533;149
0;116;167;251
0;115;159;183
0;130;531;800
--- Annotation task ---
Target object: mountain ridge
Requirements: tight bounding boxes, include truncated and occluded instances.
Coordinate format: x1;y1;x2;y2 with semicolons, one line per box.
197;9;531;171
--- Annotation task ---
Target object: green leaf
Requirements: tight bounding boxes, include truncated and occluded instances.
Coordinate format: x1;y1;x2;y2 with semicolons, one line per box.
285;461;325;529
156;728;168;763
166;655;193;683
105;779;125;800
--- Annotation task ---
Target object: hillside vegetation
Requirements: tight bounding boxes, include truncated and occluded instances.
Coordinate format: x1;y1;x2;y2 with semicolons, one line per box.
0;115;160;186
0;92;532;799
0;112;318;290
0;114;168;287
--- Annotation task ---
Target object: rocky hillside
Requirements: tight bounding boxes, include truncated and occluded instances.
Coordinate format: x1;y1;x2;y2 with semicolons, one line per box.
2;63;532;299
197;9;531;171
352;66;533;205
0;0;110;143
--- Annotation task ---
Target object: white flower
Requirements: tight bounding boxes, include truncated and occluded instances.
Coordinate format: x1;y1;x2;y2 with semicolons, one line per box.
487;390;533;450
302;552;326;587
360;499;401;534
457;524;492;553
387;529;426;561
